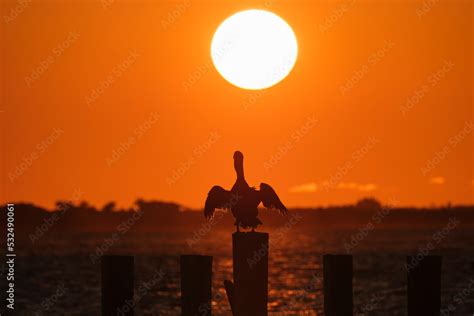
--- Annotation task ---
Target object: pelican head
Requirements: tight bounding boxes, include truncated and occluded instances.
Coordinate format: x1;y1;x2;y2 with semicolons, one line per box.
233;150;244;161
233;151;244;179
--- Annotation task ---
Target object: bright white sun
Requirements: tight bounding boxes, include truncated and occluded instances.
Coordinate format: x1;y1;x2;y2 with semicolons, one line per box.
211;9;298;90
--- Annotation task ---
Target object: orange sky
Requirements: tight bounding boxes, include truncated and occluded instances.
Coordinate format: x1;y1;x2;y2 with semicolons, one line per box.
1;0;472;209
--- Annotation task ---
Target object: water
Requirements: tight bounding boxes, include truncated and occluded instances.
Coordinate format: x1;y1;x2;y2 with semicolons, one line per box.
5;227;474;315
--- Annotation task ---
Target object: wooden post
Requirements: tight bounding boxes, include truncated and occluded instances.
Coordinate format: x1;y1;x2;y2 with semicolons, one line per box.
101;255;134;316
407;255;441;316
180;255;213;316
323;254;353;316
232;232;268;316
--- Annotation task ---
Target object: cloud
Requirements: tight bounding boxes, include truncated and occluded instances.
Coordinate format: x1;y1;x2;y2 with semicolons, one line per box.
290;181;377;193
337;182;377;192
289;182;318;193
430;176;445;185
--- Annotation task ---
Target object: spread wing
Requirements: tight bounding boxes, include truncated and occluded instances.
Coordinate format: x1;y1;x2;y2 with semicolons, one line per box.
204;186;232;219
259;183;288;215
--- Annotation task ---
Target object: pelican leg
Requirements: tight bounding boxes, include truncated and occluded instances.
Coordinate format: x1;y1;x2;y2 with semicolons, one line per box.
236;223;240;232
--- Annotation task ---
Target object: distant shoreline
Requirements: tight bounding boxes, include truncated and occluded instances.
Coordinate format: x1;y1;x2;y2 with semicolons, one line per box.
2;200;474;236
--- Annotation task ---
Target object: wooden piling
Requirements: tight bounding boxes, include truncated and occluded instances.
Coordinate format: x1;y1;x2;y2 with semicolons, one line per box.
323;254;353;316
180;255;213;316
101;255;134;316
407;255;441;316
232;232;268;316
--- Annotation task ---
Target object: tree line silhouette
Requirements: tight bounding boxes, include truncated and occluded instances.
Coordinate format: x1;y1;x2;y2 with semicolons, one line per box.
2;198;474;236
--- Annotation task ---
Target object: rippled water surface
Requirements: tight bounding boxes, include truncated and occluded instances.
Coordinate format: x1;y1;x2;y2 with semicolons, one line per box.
6;228;474;315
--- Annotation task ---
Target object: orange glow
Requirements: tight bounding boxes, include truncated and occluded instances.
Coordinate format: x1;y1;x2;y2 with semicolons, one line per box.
1;0;472;209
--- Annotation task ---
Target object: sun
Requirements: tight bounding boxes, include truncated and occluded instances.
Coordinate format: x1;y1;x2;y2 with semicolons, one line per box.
211;9;298;90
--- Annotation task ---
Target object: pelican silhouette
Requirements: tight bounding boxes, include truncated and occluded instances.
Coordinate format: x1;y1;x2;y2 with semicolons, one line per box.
204;151;288;231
